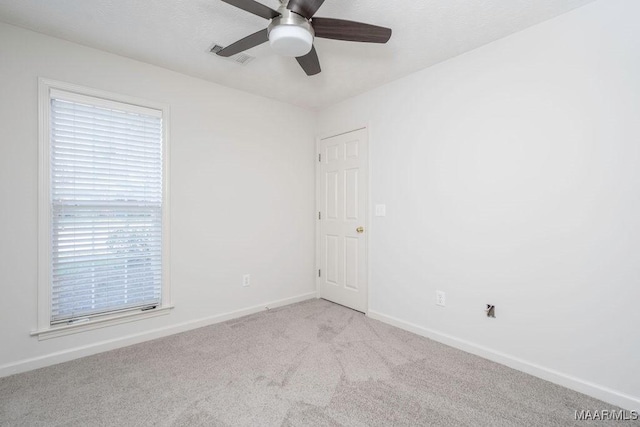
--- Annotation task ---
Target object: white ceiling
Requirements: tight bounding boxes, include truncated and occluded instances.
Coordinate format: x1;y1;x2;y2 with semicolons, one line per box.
0;0;595;109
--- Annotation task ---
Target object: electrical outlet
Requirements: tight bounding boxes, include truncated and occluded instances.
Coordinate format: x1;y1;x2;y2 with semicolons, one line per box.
436;290;446;307
242;274;250;287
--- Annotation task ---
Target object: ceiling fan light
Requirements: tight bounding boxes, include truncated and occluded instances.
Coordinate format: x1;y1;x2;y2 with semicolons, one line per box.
269;25;313;57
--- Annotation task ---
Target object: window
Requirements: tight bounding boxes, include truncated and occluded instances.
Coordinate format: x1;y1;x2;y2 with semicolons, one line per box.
36;79;171;338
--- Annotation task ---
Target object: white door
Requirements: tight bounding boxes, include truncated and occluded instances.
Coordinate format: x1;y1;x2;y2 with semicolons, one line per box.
317;128;368;312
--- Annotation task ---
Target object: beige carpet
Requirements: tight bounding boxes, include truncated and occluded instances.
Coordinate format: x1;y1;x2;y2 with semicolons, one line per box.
0;299;627;426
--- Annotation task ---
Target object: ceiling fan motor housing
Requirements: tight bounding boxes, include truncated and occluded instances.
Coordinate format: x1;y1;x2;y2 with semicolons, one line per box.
267;8;315;57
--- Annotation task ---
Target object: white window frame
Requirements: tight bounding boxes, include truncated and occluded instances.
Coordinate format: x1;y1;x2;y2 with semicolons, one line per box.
34;78;172;340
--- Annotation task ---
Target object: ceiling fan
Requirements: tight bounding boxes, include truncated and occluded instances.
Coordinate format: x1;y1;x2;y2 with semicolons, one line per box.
216;0;392;76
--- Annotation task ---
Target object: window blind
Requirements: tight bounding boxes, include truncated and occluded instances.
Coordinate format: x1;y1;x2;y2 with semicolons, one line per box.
50;96;163;324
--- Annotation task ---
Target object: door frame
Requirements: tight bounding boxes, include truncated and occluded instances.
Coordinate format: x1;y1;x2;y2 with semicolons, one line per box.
315;125;371;314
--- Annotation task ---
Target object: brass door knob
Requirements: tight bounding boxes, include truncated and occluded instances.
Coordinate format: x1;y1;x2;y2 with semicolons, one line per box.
356;226;364;234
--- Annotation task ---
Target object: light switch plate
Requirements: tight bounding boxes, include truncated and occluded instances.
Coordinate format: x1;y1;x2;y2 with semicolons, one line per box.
375;204;386;217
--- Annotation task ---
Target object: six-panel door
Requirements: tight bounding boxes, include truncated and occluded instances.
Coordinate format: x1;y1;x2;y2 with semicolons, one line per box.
318;128;368;312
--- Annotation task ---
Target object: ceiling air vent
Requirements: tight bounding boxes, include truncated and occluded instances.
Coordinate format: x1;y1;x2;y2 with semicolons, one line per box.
210;44;254;65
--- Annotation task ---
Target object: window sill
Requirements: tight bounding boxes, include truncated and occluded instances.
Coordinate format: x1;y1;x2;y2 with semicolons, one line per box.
30;305;174;341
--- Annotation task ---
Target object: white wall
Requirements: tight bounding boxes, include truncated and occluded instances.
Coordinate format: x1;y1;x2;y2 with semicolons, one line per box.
318;0;639;410
0;22;316;374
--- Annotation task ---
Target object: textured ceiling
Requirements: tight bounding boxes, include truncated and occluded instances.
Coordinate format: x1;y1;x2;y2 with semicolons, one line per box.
0;0;595;109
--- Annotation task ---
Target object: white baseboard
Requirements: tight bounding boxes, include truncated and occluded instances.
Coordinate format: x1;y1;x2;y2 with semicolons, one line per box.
367;310;640;411
0;292;317;378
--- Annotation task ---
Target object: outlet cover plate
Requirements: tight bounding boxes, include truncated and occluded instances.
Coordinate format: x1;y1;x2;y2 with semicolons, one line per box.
436;290;446;307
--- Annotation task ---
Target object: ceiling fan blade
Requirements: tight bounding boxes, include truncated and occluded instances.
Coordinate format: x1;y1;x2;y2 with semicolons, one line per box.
220;0;280;20
312;18;392;43
287;0;325;19
217;28;269;57
296;46;321;76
